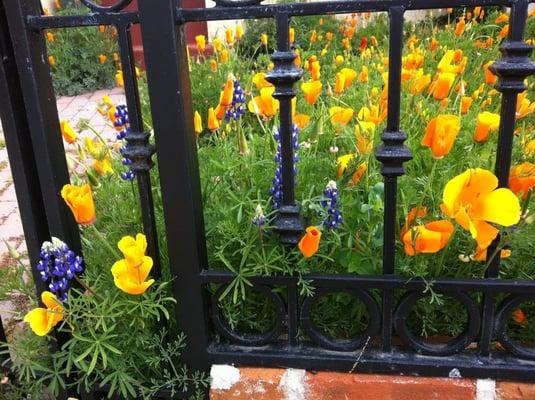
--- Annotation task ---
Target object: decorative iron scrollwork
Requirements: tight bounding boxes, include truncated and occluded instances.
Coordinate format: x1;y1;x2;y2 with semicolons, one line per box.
210;284;286;346
121;131;155;173
80;0;133;12
495;294;535;360
300;288;381;351
375;130;413;176
394;291;480;356
212;0;264;7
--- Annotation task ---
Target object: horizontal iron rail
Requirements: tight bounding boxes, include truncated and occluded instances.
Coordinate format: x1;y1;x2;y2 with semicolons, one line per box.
207;343;535;382
200;269;535;293
27;0;535;29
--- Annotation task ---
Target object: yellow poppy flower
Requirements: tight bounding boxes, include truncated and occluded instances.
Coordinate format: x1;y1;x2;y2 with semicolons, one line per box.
61;184;96;225
60;120;78;144
260;33;268;46
24;291;63;336
252;72;273;89
441;168;521;249
93;158;113;176
474;112;500;142
329;106;353;126
111;234;155;295
195;34;206;52
194;111;203;135
337;153;355;177
340;68;357;89
355;123;375;154
310;61;321;81
409;74;431;95
248;87;279;118
212;37;222;53
301;80;322;105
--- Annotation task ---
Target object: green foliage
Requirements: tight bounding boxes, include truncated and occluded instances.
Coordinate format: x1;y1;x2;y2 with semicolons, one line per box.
47;6;118;96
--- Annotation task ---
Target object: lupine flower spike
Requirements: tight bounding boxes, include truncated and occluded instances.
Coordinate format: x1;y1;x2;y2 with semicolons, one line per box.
36;237;84;301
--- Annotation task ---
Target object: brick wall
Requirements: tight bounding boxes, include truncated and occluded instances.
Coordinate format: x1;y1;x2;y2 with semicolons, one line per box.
210;367;535;400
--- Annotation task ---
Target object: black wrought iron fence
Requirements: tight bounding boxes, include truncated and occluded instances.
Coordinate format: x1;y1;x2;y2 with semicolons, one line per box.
0;0;534;398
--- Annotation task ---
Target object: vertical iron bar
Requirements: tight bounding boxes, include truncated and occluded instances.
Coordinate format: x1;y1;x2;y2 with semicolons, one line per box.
375;6;411;352
479;0;534;355
287;281;298;346
266;13;304;245
0;2;81;399
116;23;161;279
3;0;81;254
137;0;210;373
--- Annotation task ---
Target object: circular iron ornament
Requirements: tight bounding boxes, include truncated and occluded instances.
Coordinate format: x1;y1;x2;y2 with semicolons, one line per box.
210;284;286;346
80;0;133;12
495;294;535;360
300;288;380;351
394;291;480;356
212;0;264;7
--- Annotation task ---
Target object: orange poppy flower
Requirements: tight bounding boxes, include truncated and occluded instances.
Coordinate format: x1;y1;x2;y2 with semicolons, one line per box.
437;50;467;75
499;25;509;39
360;66;369;83
46;32;55;42
409;74;431;95
351;162;367;185
210;59;218;72
430;72;455;100
495;13;509;24
473;246;511;262
484;61;497;85
329;106;353;126
298;226;322;258
337;154;354;177
441;168;521;249
474;112;500;142
220;49;229;63
516;92;535;120
461;96;473;114
301;80;322;105
402;220;454;256
61;184;96;225
340;68;357;89
509;162;535;200
98;54;107;64
400;206;428;239
421;115;461;159
455;18;465;36
512;309;528;325
225;27;234;45
48;56;56;66
294;114;311;130
248;87;279;118
334;72;346;94
207;107;220;131
24;291;63;336
310;61;321;81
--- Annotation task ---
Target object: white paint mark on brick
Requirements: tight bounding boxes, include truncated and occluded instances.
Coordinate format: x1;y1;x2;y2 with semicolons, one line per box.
210;365;240;390
279;369;307;400
449;368;462;378
477;379;496;400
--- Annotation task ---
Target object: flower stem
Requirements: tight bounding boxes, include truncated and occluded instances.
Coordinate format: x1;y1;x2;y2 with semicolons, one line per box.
88;224;121;259
74;275;103;301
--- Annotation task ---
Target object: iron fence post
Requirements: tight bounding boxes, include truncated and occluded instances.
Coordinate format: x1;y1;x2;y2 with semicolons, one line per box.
137;0;211;374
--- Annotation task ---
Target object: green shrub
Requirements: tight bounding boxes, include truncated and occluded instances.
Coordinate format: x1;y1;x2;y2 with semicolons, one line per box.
47;6;118;96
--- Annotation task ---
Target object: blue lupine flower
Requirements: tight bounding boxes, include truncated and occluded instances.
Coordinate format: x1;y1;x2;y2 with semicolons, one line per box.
252;204;266;227
269;125;299;209
224;79;246;122
114;105;136;181
322;180;343;229
36;238;84;301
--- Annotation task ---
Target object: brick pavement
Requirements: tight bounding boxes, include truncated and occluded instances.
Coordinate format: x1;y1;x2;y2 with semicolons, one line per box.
0;87;125;266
